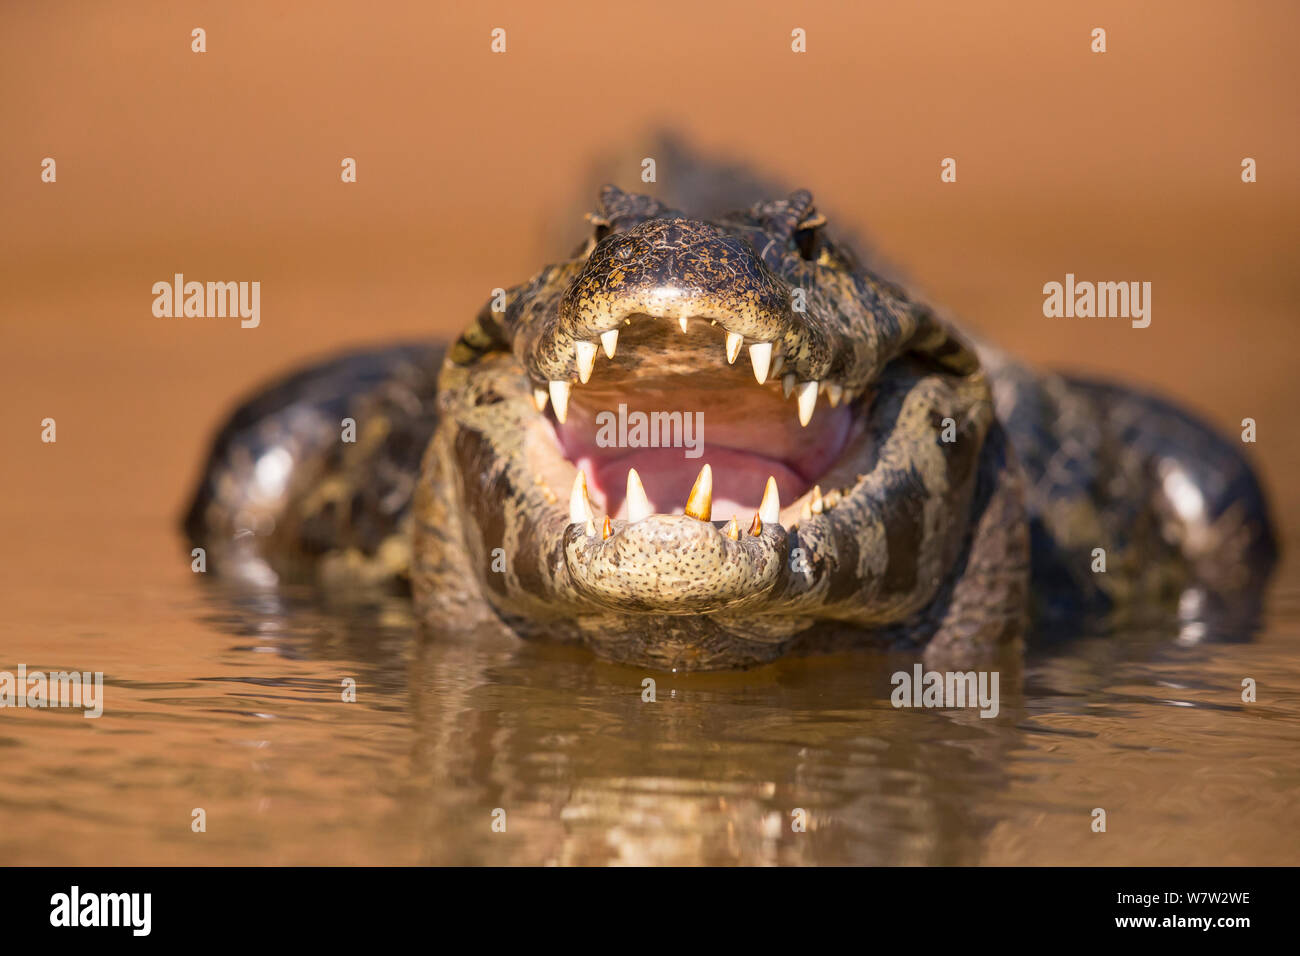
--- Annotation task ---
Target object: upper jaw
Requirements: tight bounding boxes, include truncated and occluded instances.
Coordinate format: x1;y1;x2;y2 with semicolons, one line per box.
514;218;877;422
520;290;873;443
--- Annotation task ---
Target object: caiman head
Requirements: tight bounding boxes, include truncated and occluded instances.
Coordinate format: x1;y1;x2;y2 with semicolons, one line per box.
418;186;1002;670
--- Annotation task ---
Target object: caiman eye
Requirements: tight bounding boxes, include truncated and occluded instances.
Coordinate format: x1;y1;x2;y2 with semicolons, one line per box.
792;211;827;261
793;227;820;261
587;215;612;243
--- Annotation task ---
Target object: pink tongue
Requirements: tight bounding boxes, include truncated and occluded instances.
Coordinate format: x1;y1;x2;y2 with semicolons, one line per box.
574;448;807;519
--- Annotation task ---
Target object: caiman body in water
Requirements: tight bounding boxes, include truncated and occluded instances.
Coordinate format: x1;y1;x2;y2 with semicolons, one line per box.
184;179;1277;671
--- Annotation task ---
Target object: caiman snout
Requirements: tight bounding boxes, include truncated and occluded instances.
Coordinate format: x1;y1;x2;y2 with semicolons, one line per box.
559;218;791;337
525;217;811;386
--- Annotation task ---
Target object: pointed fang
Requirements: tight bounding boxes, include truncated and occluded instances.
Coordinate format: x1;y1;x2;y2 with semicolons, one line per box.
600;328;619;359
549;381;571;424
684;463;713;521
796;381;818;427
569;471;594;528
759;476;780;525
626;467;653;522
575;341;598;383
725;331;743;364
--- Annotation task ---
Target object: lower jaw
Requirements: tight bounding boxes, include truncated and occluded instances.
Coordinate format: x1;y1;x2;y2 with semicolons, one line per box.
534;373;975;617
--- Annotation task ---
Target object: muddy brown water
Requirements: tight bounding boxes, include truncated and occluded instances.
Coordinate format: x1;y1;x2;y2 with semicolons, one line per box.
1;517;1297;865
1;1;1298;865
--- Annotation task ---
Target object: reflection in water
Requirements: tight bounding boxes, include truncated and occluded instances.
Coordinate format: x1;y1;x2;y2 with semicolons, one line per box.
3;561;1297;866
403;631;1021;865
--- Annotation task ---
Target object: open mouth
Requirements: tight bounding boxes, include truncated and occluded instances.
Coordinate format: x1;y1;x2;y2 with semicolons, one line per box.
535;311;868;530
469;212;988;623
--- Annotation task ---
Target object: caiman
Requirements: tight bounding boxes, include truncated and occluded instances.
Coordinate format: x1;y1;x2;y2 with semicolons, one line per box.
184;156;1278;671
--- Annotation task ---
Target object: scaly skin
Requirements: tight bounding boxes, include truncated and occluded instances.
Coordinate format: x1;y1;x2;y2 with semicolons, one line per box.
184;185;1277;671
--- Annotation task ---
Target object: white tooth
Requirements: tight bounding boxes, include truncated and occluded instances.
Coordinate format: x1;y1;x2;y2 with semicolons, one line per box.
748;342;772;383
569;470;594;529
532;387;549;412
782;374;796;399
575;341;597;384
725;331;743;364
549;381;571;424
796;381;818;427
826;383;844;407
679;316;690;333
771;353;785;375
810;485;824;514
758;476;780;525
600;328;619;359
625;467;652;522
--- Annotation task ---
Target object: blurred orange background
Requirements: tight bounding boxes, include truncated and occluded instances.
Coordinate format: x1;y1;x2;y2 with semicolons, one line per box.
2;0;1297;577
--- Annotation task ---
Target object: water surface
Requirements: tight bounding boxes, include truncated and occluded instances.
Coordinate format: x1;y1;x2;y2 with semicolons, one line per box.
3;513;1295;866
